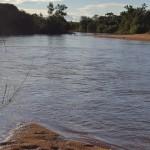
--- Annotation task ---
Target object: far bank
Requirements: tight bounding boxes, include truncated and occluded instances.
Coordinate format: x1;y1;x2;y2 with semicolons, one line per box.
95;34;150;41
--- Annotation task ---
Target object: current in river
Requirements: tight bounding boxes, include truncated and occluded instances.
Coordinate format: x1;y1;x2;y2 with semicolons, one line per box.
0;33;150;150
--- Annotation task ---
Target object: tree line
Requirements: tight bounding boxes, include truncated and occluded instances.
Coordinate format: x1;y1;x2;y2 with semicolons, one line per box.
0;3;150;35
78;3;150;34
0;3;70;35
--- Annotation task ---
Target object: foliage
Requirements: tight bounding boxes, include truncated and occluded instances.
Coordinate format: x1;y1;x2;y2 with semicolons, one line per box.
47;2;67;17
0;3;150;35
0;3;69;35
77;3;150;34
46;2;69;34
45;15;69;34
68;21;79;31
0;4;36;34
79;16;92;32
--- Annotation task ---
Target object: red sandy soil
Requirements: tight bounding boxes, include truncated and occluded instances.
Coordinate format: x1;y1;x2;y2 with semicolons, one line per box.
0;123;111;150
95;33;150;41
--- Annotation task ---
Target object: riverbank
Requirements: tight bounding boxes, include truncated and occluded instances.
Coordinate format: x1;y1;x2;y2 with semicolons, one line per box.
95;33;150;41
0;123;111;150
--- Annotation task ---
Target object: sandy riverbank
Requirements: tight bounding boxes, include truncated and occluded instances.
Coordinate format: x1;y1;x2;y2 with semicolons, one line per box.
95;33;150;41
0;123;111;150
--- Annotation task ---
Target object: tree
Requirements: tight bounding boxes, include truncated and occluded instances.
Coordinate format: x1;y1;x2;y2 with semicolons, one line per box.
47;2;67;18
87;23;96;33
118;4;148;34
79;16;92;32
144;10;150;31
0;3;70;35
32;13;46;34
55;4;67;17
141;3;147;12
46;2;69;34
47;2;54;15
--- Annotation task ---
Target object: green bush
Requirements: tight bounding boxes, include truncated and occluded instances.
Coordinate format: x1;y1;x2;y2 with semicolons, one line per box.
96;24;106;33
87;23;96;33
130;24;145;34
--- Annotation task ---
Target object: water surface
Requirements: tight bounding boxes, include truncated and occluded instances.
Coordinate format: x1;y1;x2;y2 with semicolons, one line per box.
0;33;150;150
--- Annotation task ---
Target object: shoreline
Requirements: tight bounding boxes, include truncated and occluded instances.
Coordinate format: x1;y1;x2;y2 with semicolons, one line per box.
95;33;150;41
0;123;111;150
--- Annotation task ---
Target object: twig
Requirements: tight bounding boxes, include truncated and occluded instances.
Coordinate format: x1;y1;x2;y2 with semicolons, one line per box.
0;68;31;111
1;32;7;54
0;33;32;111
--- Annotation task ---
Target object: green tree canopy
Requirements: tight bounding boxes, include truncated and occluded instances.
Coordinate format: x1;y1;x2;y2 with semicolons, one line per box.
0;3;69;35
78;3;150;34
47;2;67;18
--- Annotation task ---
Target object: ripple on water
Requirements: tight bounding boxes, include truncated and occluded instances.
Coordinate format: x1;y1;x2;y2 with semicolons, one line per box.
0;34;150;150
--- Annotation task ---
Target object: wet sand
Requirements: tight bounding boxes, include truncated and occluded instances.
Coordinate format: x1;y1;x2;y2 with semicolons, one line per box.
0;123;111;150
95;34;150;41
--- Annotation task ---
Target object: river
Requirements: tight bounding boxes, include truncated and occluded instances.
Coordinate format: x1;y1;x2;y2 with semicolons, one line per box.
0;33;150;150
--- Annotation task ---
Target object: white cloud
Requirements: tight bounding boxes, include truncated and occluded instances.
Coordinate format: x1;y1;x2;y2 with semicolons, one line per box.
78;3;125;11
65;3;126;21
1;0;63;4
65;15;79;22
20;8;80;21
77;3;126;16
20;8;48;15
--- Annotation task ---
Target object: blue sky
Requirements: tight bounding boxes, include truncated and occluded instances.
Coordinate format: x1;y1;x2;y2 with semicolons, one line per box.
2;0;150;21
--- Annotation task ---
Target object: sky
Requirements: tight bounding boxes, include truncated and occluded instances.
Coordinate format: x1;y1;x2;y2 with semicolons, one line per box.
1;0;150;21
